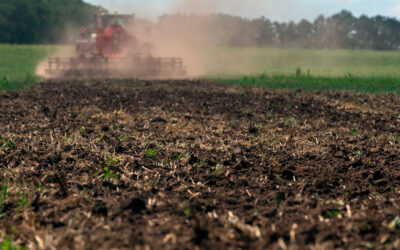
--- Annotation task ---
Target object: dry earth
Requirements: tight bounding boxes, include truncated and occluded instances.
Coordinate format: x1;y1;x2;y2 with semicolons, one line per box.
1;80;400;249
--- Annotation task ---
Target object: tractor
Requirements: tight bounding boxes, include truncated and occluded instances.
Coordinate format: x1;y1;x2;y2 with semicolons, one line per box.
46;9;186;78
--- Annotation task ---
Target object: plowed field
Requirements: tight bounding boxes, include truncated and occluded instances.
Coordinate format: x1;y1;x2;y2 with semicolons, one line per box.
1;80;400;249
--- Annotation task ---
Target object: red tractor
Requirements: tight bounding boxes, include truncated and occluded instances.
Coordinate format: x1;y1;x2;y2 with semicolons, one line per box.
47;9;185;78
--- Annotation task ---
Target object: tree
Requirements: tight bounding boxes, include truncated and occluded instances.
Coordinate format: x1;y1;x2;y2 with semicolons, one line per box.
0;0;98;44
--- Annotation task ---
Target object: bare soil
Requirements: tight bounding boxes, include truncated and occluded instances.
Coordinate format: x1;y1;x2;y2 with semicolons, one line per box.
1;80;400;249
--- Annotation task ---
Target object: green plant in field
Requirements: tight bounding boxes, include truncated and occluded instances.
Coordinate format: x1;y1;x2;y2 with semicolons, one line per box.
79;128;87;137
333;200;345;206
209;165;224;175
16;191;28;213
119;134;127;142
0;140;15;150
285;118;295;125
0;236;26;250
184;207;193;215
194;159;205;169
102;167;121;183
100;156;122;184
61;137;74;143
106;156;122;166
146;149;157;158
242;108;251;115
229;120;239;127
34;183;46;192
349;128;357;136
173;153;185;160
23;72;36;84
0;76;9;89
0;177;8;210
389;216;400;229
355;150;363;157
181;199;193;215
390;134;398;145
295;67;302;78
324;209;341;217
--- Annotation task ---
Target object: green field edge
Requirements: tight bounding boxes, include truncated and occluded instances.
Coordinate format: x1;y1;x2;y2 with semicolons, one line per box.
2;74;400;95
215;74;400;94
0;75;40;92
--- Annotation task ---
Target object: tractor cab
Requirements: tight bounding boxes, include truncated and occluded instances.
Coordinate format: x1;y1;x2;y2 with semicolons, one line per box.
101;14;134;27
93;11;137;58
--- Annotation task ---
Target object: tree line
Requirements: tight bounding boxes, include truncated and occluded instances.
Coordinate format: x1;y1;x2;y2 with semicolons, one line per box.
0;0;97;44
1;1;400;51
159;10;400;50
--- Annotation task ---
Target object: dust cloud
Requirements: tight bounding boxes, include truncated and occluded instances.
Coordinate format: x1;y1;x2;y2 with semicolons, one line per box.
36;0;293;78
136;0;272;77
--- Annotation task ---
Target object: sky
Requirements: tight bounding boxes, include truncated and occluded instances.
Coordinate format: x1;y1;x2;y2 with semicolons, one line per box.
85;0;400;22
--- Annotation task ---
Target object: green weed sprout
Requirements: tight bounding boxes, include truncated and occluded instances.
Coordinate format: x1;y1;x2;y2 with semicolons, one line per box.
102;167;121;183
79;128;87;137
0;236;26;250
106;156;122;166
0;76;9;89
325;209;341;217
355;150;363;157
119;134;127;142
16;191;28;212
295;67;302;77
146;149;157;158
390;216;400;229
174;153;185;160
0;140;15;150
194;159;205;169
101;157;122;184
0;177;8;210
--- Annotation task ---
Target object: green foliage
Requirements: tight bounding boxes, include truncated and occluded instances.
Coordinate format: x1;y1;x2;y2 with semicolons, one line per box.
295;67;302;78
285;118;295;125
184;207;193;215
61;137;74;143
0;76;9;89
79;128;87;137
390;134;398;144
0;140;15;150
206;47;400;79
211;47;400;92
16;191;28;212
209;165;224;175
106;156;122;166
389;216;400;229
0;236;26;250
220;73;400;94
118;134;127;143
102;167;121;183
0;0;98;44
173;153;185;160
101;157;122;183
0;177;8;210
324;209;342;217
355;150;363;157
349;129;357;136
0;45;62;91
5;44;400;94
194;159;205;169
146;149;157;158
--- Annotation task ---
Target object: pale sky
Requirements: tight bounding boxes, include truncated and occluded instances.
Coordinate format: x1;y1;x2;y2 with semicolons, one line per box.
85;0;400;22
